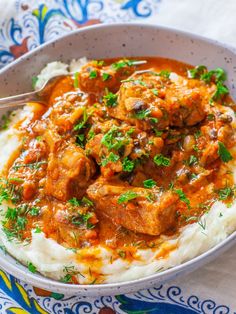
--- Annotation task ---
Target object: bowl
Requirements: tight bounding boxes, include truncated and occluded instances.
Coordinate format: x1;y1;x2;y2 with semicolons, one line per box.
0;23;236;296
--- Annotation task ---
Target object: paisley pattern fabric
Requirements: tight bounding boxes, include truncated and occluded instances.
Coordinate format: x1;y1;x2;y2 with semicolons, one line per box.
0;269;233;313
0;1;236;313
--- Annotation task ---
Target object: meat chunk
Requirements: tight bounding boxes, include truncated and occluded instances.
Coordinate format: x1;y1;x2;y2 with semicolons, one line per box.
78;59;143;94
87;180;179;235
108;72;206;130
45;143;95;201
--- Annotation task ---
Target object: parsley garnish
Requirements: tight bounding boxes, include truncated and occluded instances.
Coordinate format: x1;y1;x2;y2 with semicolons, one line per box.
68;196;93;207
111;59;137;71
93;60;104;67
118;250;126;258
87;129;95;140
61;274;73;283
117;191;138;204
89;70;97;79
187;65;207;79
212;82;229;101
187;155;198;166
122;157;135;172
175;189;191;208
194;130;202;139
28;206;40;216
32;76;38;89
143;179;156;189
201;67;226;84
102;72;111;81
101;152;120;166
34;226;42;233
217;187;234;200
68;197;81;206
151;88;158;96
103;92;118;107
133;108;151;120
13;161;47;171
207;114;215;121
74;72;79;88
74;108;89;131
218;141;233;162
158;70;170;79
153;154;170;167
101;127;130;151
28;262;37;273
71;212;94;229
1;114;10;130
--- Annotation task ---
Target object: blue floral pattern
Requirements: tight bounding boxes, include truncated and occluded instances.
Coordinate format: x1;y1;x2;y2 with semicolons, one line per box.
0;270;232;313
0;0;235;313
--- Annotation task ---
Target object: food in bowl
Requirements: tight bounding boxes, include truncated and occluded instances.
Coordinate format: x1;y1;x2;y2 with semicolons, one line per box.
0;57;235;284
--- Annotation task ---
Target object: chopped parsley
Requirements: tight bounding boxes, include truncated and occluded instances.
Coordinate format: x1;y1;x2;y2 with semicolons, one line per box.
117;191;138;204
71;212;94;229
201;67;226;84
1;114;10;130
74;108;89;131
101;127;130;151
68;197;81;206
28;262;37;273
187;65;207;79
187;155;198;166
89;70;97;79
133;108;151;120
102;72;111;81
153;154;170;167
76;134;85;148
121;79;147;86
16;216;27;230
32;76;38;89
194;130;202;139
122;157;135;172
93;60;104;67
111;59;138;71
101;152;120;166
73;72;79;88
158;70;170;79
81;197;93;207
61;274;73;283
207;114;215;121
218;141;233;162
175;189;191;208
217;187;234;200
103;92;118;108
2;205;28;241
28;206;40;216
153;129;163;137
34;226;42;233
151;88;158;96
212;82;229;101
0;184;11;205
118;250;126;258
13;161;47;171
87;129;95;140
143;179;156;189
68;196;93;207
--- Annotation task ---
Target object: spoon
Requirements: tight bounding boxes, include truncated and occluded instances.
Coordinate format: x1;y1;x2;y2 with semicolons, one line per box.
0;60;147;110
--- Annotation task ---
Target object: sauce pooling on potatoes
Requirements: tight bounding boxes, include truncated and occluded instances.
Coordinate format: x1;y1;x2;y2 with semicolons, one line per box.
1;57;236;258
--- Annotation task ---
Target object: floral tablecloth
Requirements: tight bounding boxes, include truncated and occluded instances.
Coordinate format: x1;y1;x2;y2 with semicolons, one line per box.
0;0;236;313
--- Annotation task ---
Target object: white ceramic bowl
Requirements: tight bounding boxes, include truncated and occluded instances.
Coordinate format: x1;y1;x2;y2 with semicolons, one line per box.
0;23;236;297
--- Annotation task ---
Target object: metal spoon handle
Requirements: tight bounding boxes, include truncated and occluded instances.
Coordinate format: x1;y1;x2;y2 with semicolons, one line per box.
0;91;39;109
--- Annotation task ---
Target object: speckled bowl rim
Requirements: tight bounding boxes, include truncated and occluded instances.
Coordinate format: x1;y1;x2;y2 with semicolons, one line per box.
0;22;236;296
